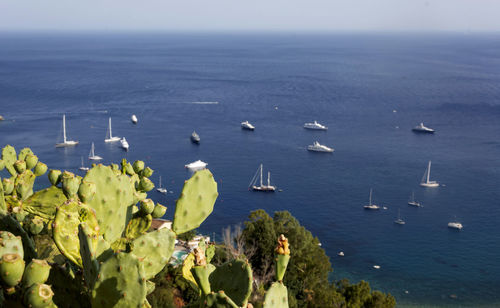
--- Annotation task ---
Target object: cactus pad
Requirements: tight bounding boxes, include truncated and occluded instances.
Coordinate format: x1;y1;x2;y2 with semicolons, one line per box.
125;214;152;239
79;223;100;289
91;252;147;308
23;186;67;220
191;264;215;295
48;169;62;186
263;282;289;308
131;228;176;279
0;253;25;287
22;259;51;287
151;203;167;219
208;259;253;307
1;145;17;176
205;291;239;308
172;169;218;234
0;231;24;259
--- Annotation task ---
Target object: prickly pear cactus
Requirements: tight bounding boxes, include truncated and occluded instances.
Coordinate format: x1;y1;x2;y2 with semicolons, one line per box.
0;253;25;287
131;228;176;279
22;259;51;287
172;169;218;234
208;259;253;307
275;234;290;281
125;214;152;239
23;186;67;220
24;283;56;308
0;231;24;259
205;291;239;308
263;282;289;308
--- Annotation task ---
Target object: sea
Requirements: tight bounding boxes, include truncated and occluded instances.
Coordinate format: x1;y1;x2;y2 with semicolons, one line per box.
1;32;500;307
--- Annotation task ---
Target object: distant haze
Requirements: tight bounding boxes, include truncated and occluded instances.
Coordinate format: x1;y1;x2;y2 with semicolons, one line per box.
1;0;500;32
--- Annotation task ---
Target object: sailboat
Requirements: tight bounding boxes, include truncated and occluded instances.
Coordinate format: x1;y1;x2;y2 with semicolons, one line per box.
120;137;129;151
394;209;405;225
249;164;276;192
364;189;380;210
55;114;79;147
79;156;89;171
156;176;167;194
420;161;439;187
88;142;103;161
408;191;422;207
191;131;200;144
105;117;120;142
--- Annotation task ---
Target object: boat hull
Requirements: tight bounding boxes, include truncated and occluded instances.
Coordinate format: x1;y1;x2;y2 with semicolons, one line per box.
241;126;255;131
157;188;167;194
89;156;103;161
105;137;121;143
252;185;276;192
55;141;79;147
448;223;463;230
364;205;380;210
412;128;434;134
307;147;333;153
408;201;422;207
420;182;439;188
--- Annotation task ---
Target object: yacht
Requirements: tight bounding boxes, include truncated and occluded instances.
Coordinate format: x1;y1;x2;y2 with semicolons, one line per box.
191;131;200;144
55;114;79;147
249;164;276;192
408;191;422;207
394;209;405;225
412;122;435;134
156;176;167;194
78;156;89;172
131;114;138;124
448;222;463;230
307;141;334;153
304;121;328;130
88;142;103;161
104;117;120;142
364;189;380;210
120;137;129;151
185;160;207;171
241;121;255;130
420;161;439;187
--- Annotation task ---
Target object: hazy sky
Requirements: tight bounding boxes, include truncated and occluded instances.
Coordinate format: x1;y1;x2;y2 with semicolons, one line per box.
1;0;499;32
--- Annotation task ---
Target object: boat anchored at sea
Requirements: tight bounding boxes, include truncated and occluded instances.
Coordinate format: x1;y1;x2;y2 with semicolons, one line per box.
79;156;89;171
55;114;79;147
185;160;207;171
88;142;103;161
241;121;255;130
191;131;200;144
307;141;334;153
249;164;276;192
120;137;129;151
394;209;405;225
104;117;120;142
420;161;439;187
304;121;327;130
412;122;435;134
156;176;167;194
131;114;138;124
364;189;380;210
448;222;463;230
408;191;421;207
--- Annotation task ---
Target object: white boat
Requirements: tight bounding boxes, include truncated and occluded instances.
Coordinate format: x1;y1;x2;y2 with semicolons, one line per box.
55;114;79;147
185;160;207;171
191;131;200;144
249;164;276;192
307;141;334;153
448;222;463;230
373;265;381;269
408;191;422;207
420;161;439;187
120;137;129;151
131;114;138;124
78;156;89;171
156;176;167;194
88;142;103;161
304;121;328;130
241;121;255;130
364;189;380;210
412;122;435;133
394;209;405;225
338;251;345;257
105;117;120;142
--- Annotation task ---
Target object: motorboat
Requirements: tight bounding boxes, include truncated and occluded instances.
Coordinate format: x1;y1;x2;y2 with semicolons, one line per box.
105;117;120;142
364;189;380;210
408;191;422;207
55;114;79;147
307;141;334;153
185;160;207;171
420;161;439;187
304;121;327;130
156;176;167;194
88;142;103;161
78;156;89;171
241;121;255;130
394;209;405;225
412;122;435;133
338;251;345;257
448;222;463;230
249;164;276;192
191;131;200;144
120;137;129;151
131;114;138;124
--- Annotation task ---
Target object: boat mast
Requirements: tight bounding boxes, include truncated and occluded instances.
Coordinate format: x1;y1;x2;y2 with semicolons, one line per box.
369;189;372;205
62;115;67;143
159;176;162;188
427;161;431;183
267;172;270;187
260;164;263;187
109;118;112;138
90;143;94;157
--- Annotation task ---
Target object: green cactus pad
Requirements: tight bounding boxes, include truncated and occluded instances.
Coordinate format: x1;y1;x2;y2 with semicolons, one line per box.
125;214;152;239
0;159;4;171
23;186;67;220
172;169;218;235
146;280;155;295
0;231;24;259
83;164;136;244
206;244;216;263
191;264;216;295
0;253;25;287
276;254;290;281
205;291;239;308
25;154;39;170
2;177;14;195
131;228;176;279
33;162;48;176
79;223;100;289
15;169;36;200
151;203;167;219
139;199;155;215
48;169;62;186
53;199;99;267
22;259;51;287
28;218;45;235
14;160;27;174
61;171;81;198
1;145;17;176
78;180;97;203
181;253;198;290
24;283;55;308
17;147;34;162
0;216;37;261
91;252;147;308
208;259;253;307
263;281;289;308
0;177;5;214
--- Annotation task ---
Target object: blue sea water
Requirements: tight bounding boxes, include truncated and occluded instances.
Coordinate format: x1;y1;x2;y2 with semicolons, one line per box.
1;32;500;307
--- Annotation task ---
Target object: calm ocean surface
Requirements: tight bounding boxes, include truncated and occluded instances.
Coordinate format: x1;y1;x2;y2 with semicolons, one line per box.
1;32;500;307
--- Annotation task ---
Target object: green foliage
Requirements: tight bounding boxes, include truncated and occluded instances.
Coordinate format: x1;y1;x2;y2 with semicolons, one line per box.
177;229;197;242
